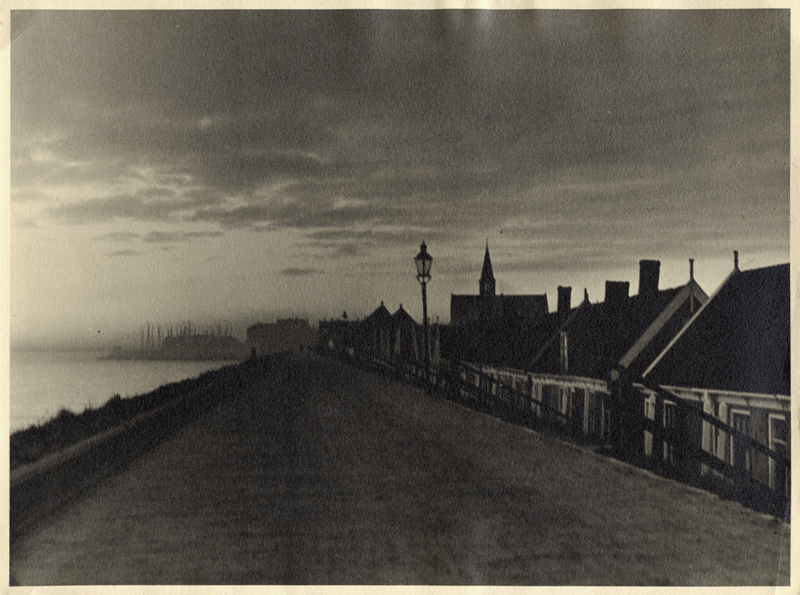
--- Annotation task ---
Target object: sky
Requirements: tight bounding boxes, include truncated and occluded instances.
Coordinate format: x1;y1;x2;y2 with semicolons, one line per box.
8;9;791;349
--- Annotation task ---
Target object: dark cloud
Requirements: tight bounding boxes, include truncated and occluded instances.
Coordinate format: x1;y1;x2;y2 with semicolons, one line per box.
12;10;789;257
304;228;453;252
143;231;223;243
279;267;324;277
191;199;407;230
10;189;51;202
95;232;141;242
50;195;184;224
107;249;139;257
49;188;224;224
185;231;225;239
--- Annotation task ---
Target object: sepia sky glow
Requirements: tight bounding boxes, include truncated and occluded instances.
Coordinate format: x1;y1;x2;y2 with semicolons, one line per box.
9;9;790;348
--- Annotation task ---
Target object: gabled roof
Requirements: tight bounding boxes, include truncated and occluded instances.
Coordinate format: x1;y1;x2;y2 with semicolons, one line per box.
364;301;392;325
527;283;698;378
644;264;790;395
617;279;709;374
392;304;419;327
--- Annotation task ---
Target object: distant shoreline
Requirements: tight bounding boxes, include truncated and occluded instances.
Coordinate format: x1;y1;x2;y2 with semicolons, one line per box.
104;333;250;362
10;360;247;470
100;348;246;362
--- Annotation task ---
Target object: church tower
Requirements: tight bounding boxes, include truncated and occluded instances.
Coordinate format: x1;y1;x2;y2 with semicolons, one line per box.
479;244;496;298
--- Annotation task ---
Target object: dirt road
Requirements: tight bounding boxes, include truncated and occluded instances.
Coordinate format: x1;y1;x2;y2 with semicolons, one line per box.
10;353;790;585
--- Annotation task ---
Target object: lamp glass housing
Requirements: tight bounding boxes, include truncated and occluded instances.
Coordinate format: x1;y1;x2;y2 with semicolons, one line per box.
414;242;432;279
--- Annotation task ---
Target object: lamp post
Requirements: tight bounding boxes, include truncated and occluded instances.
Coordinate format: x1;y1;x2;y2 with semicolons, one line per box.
414;242;433;392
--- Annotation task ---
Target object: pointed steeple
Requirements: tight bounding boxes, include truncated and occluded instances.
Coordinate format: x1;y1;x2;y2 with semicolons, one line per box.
480;243;496;298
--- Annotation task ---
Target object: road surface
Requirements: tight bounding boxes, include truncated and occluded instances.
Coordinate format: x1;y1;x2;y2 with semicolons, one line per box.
10;353;790;585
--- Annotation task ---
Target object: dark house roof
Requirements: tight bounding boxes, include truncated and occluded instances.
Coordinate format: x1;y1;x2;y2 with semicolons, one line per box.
527;284;700;378
391;304;418;327
644;264;790;395
450;293;548;325
443;279;708;379
363;301;392;326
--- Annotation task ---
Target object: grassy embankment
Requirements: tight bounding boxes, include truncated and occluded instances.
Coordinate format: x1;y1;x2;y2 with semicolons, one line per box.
10;363;243;470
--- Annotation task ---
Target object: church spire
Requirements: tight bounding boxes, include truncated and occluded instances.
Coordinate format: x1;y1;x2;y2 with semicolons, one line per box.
480;243;496;298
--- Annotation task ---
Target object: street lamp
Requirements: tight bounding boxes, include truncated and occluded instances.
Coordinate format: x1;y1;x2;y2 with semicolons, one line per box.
414;242;433;392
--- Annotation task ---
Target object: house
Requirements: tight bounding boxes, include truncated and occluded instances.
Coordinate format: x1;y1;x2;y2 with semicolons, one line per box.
389;304;424;362
319;303;434;364
450;245;548;326
640;261;790;497
533;260;709;378
358;301;394;359
444;258;709;376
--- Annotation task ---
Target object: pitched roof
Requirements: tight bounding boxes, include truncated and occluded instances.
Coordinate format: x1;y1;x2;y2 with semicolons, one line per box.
364;301;392;325
392;304;418;327
644;264;790;395
617;280;709;373
527;284;698;378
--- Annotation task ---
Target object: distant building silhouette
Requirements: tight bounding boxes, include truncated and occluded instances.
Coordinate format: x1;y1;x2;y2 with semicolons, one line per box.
247;318;317;355
443;258;709;375
450;245;548;326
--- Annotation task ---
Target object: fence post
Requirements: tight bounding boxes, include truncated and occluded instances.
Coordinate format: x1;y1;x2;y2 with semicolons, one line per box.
610;369;644;463
669;399;689;481
541;384;550;425
526;376;534;426
571;388;581;437
774;448;788;516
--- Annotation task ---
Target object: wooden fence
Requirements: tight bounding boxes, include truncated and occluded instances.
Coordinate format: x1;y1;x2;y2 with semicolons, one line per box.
335;348;789;519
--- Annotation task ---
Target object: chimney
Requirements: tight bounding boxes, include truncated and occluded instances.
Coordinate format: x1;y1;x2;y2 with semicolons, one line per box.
638;260;660;298
734;250;739;272
557;286;572;316
605;281;629;306
689;259;694;282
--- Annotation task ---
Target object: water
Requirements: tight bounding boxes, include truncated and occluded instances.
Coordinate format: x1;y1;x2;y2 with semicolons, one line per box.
9;349;234;433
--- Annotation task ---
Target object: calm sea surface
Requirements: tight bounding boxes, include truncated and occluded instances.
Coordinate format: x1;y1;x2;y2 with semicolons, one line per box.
10;349;232;433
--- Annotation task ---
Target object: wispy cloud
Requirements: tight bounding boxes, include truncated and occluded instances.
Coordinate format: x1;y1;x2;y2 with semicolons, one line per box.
95;232;141;242
143;230;223;243
107;249;139;257
278;267;325;277
10;11;789;347
15;11;788;247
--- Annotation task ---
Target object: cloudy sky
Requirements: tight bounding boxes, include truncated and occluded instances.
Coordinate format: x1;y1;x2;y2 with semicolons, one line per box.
9;9;790;348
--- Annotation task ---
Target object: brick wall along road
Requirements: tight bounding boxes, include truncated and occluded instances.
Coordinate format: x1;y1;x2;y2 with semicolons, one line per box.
10;353;790;585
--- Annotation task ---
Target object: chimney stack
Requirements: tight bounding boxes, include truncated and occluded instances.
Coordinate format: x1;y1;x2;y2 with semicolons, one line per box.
689;258;694;281
605;281;629;306
557;286;572;316
734;250;739;272
638;260;660;298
